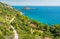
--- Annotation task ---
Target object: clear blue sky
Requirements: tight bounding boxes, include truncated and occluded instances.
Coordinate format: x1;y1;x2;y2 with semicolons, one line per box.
0;0;60;6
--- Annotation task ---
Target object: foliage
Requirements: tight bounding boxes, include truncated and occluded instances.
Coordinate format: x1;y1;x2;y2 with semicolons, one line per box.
0;2;60;39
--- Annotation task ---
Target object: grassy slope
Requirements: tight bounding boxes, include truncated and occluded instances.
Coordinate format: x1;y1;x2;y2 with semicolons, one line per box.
0;2;60;39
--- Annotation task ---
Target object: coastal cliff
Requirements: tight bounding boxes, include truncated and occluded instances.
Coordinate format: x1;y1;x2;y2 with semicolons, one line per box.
0;2;60;39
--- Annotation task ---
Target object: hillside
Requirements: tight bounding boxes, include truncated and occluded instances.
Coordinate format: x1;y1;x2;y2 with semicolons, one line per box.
0;2;60;39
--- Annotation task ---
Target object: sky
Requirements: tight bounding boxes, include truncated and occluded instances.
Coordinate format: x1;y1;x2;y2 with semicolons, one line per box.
0;0;60;6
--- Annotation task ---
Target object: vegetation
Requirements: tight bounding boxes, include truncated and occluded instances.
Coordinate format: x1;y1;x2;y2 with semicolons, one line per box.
0;2;60;39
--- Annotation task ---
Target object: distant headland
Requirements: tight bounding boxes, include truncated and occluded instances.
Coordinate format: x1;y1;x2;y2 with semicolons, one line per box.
22;6;35;10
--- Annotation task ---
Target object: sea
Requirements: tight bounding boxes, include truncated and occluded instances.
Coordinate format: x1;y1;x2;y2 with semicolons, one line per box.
13;6;60;25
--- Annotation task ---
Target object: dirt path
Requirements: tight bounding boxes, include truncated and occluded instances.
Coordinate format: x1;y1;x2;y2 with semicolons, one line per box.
10;25;18;39
10;16;18;39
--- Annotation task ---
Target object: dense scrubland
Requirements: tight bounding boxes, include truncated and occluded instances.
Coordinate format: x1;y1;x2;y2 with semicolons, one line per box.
0;2;60;39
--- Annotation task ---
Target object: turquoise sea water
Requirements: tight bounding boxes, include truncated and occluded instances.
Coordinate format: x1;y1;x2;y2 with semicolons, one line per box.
13;6;60;25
